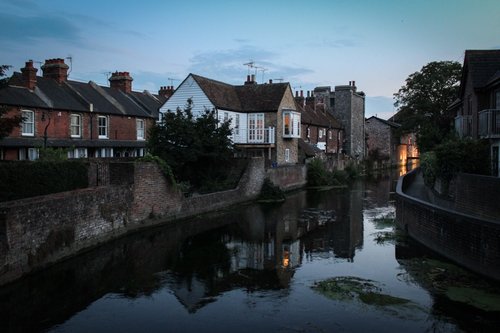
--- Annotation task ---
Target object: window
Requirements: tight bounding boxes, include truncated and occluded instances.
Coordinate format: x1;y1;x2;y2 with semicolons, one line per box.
95;148;113;158
234;114;240;135
329;130;332;140
70;114;82;138
285;148;290;162
136;119;145;140
319;128;324;139
19;148;39;160
248;113;264;142
307;127;310;138
68;148;87;159
224;112;229;122
22;110;35;136
282;110;301;138
98;116;108;139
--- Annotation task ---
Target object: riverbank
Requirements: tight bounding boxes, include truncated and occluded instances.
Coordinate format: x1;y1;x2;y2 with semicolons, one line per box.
0;157;306;286
396;168;500;281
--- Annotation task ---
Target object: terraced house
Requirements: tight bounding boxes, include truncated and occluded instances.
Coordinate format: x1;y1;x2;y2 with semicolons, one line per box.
160;74;301;165
0;58;168;160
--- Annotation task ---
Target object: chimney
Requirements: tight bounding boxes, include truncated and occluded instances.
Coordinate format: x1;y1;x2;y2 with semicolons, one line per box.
294;90;305;108
21;60;38;90
305;91;315;110
159;85;174;99
109;71;133;93
41;58;69;83
244;74;257;85
269;79;273;84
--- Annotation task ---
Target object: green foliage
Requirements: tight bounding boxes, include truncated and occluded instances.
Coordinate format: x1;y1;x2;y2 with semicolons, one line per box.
0;160;88;202
307;158;350;187
393;61;462;152
147;99;235;191
0;65;22;139
137;154;176;186
258;178;285;202
421;138;490;190
38;147;69;161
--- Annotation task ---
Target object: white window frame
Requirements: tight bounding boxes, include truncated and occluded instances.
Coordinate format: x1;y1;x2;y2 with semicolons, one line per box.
136;119;145;140
98;116;108;139
248;113;264;143
70;114;82;138
285;148;290;162
21;110;35;136
282;110;301;138
19;147;39;161
234;114;240;135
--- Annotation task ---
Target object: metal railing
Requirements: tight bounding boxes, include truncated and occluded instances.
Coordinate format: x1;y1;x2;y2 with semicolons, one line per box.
479;109;500;138
231;127;275;144
454;115;473;138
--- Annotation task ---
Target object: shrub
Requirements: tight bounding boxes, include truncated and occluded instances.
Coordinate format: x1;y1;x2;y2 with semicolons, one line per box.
0;160;88;202
258;178;285;202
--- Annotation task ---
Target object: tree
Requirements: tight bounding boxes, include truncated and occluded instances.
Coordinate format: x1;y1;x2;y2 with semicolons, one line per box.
0;65;23;139
393;61;462;152
147;98;235;190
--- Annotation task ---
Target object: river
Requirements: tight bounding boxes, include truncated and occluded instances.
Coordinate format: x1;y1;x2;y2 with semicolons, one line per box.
1;169;499;332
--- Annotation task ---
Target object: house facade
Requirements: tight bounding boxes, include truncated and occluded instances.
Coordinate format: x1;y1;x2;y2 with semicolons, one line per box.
0;58;168;160
294;90;343;156
365;116;418;167
452;50;500;176
159;74;301;165
312;83;365;160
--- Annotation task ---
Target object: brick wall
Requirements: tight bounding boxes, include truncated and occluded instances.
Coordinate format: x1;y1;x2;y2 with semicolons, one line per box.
453;173;500;220
396;169;500;281
266;164;307;191
0;157;274;285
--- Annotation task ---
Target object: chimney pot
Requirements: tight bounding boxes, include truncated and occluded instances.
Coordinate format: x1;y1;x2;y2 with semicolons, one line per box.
42;58;69;83
21;60;38;90
269;79;273;84
300;90;303;97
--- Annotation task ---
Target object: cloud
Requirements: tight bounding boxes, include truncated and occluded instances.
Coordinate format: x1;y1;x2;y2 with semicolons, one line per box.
0;13;81;43
188;45;314;85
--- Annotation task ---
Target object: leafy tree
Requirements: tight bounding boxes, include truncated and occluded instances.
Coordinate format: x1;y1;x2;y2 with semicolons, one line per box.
147;98;235;190
0;65;22;139
393;61;462;152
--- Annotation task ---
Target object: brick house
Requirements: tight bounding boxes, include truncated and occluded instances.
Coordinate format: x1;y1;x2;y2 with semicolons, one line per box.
452;49;500;176
294;90;344;158
159;73;301;165
0;58;169;160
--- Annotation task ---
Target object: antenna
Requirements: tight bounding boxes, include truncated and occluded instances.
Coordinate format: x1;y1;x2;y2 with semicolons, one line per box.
274;78;284;83
33;60;43;68
255;66;267;83
103;71;112;80
66;55;73;76
167;77;179;87
243;60;255;75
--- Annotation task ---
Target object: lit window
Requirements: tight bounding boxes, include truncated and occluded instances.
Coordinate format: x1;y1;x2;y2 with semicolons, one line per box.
70;114;82;137
98;116;108;139
282;110;300;138
136;119;145;140
21;110;35;136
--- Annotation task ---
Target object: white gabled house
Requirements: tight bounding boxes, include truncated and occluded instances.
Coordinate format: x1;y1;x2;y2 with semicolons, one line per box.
159;74;301;165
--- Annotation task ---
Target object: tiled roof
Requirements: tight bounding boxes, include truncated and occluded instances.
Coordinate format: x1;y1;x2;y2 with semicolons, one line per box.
298;102;342;129
191;74;290;112
298;138;323;157
464;50;500;89
0;73;161;118
366;116;401;128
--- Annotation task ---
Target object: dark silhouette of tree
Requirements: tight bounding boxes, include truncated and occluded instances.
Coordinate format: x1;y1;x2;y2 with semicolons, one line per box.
147;98;235;190
393;61;462;152
0;65;22;139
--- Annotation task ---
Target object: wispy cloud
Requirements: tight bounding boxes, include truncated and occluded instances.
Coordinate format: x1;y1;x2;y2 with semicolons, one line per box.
188;45;314;84
0;13;81;43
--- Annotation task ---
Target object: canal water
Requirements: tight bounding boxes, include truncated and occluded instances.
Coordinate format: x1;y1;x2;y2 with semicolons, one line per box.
1;170;499;332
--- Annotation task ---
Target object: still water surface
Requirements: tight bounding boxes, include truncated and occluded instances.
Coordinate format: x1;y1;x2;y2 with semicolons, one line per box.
1;170;499;332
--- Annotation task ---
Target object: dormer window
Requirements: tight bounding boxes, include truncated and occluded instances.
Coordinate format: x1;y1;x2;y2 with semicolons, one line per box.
283;110;300;138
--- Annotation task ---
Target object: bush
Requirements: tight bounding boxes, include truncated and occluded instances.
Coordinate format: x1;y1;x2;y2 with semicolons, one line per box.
258;178;285;202
0;160;88;202
307;158;352;187
421;138;490;191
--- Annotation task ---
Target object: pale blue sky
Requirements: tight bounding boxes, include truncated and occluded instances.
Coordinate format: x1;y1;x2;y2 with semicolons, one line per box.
1;0;499;119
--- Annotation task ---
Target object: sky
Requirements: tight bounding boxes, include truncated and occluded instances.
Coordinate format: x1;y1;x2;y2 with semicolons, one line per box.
1;0;499;120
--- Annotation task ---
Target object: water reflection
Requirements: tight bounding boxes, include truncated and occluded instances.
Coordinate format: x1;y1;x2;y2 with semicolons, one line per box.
0;184;364;332
1;168;497;333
